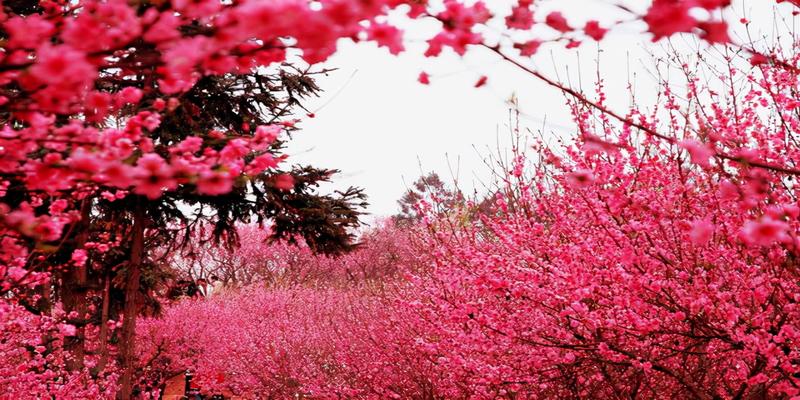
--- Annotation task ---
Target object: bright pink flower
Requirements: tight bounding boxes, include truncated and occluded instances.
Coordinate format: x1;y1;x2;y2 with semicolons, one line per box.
59;324;77;337
67;149;104;174
750;54;769;66
425;32;448;57
644;0;696;41
566;169;595;188
680;140;714;167
699;21;730;43
153;98;167;111
32;217;63;242
505;5;534;30
143;10;182;43
85;91;113;121
101;163;136;188
273;174;295;191
718;180;739;201
220;139;250;163
246;153;279;175
742;218;789;246
133;154;176;199
254;125;281;146
173;136;204;154
5;15;55;49
71;249;88;266
172;0;222;19
515;40;542;56
697;0;732;10
61;0;141;52
197;171;234;195
545;12;571;33
49;199;69;214
689;219;714;245
29;44;96;87
418;72;430;85
118;87;143;105
367;22;405;55
584;20;607;41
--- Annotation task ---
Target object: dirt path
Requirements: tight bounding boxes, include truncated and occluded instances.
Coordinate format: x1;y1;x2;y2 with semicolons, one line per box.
161;374;186;400
160;373;240;399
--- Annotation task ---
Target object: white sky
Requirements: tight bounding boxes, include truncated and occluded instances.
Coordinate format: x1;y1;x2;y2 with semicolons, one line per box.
286;0;796;218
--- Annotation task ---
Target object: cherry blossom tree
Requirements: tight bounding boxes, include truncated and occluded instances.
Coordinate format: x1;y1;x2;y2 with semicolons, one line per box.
394;172;465;226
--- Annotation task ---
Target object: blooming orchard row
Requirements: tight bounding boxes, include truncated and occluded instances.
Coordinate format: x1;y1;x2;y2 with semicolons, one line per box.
139;33;800;398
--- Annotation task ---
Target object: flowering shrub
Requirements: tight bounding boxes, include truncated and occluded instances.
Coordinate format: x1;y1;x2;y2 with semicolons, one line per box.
138;288;435;398
407;150;800;397
401;52;800;398
0;303;118;398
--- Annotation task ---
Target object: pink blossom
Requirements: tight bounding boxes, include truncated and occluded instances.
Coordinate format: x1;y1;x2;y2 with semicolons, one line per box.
60;324;77;337
117;87;143;105
545;12;570;33
254;125;281;146
584;20;607;41
367;23;405;55
697;0;732;10
220;139;250;163
5;15;55;49
742;218;789;246
33;217;64;242
566;169;595;188
418;72;430;85
750;54;769;66
143;10;182;43
49;199;69;214
689;219;714;245
273;174;295;191
29;44;96;87
71;249;88;266
505;5;534;30
67;149;104;174
680;139;714;167
515;40;542;57
197;171;234;195
61;0;141;52
699;21;730;43
246;153;279;175
133;153;176;199
644;0;696;41
173;136;204;154
101;163;136;188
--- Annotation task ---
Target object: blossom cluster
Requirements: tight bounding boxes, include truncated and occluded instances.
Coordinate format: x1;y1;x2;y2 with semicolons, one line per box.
0;303;118;397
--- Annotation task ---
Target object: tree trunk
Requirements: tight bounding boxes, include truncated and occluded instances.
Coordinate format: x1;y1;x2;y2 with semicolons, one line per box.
63;198;92;371
95;272;111;375
118;202;146;399
39;283;51;315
